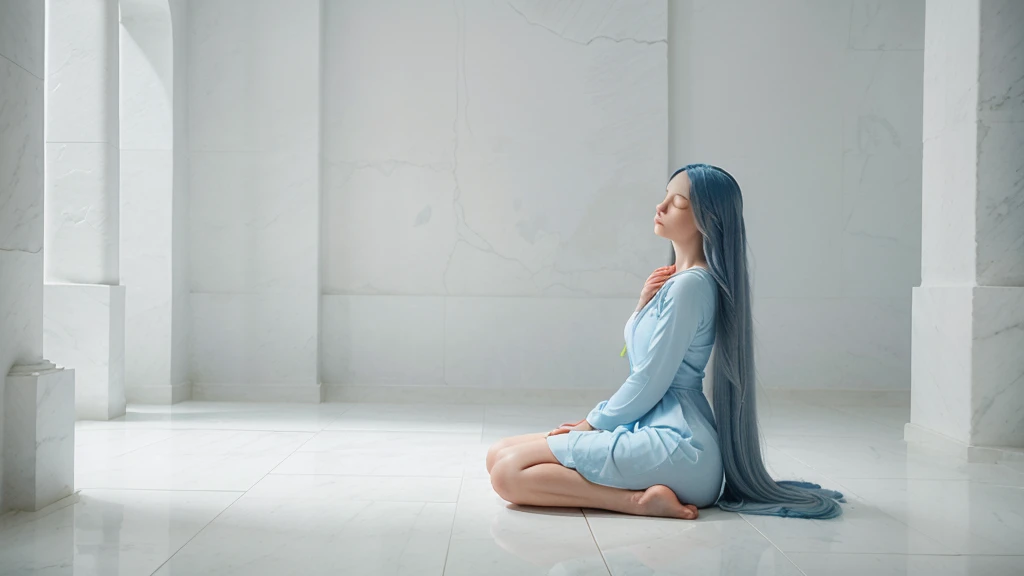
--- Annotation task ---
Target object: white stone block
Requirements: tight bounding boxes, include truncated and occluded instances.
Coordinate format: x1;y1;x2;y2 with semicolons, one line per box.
920;123;979;285
0;0;45;78
43;142;120;284
188;0;320;153
978;0;1024;124
910;285;974;445
45;0;119;145
976;121;1024;286
189;293;318;401
0;55;44;252
971;286;1024;448
189;151;318;294
843;50;924;155
755;297;911;390
3;361;75;512
321;295;447;387
121;150;175;400
443;297;633;390
43;284;126;420
119;7;173;151
841;153;923;299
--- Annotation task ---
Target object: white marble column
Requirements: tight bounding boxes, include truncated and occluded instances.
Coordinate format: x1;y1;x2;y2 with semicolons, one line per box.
3;362;75;511
44;0;126;420
907;0;1024;460
119;0;190;404
1;0;77;514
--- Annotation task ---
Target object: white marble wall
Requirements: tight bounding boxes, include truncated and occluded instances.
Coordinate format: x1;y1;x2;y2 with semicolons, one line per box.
187;0;321;401
320;0;667;396
183;0;927;399
120;0;190;404
0;0;47;512
669;0;925;390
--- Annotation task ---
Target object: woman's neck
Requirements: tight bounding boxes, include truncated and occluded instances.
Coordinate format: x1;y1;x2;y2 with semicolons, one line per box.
671;240;707;271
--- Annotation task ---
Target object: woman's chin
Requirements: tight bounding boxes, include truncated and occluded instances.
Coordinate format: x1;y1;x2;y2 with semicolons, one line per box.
653;225;665;237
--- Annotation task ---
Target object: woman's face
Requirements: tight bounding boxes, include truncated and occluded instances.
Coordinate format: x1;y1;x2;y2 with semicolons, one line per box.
654;171;699;242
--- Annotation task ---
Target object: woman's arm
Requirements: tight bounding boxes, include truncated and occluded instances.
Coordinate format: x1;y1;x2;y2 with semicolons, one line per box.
585;272;710;431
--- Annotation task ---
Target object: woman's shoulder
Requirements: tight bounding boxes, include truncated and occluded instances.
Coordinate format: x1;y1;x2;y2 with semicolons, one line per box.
659;267;717;318
664;267;716;298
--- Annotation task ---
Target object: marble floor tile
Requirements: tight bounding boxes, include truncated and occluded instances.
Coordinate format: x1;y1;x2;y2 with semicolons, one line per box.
76;430;313;491
835;478;1024;555
324;403;485;434
76;401;352;432
4;397;1023;575
740;495;949;555
586;508;804;576
787;553;1024;576
444;478;610;576
254;473;463;503
769;435;1024;485
0;489;240;576
154;497;455;576
273;445;469;477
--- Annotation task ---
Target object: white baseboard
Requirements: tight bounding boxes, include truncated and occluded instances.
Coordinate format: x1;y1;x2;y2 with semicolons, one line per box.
904;423;1024;464
763;388;911;406
191;383;324;403
324;384;615;406
125;382;192;405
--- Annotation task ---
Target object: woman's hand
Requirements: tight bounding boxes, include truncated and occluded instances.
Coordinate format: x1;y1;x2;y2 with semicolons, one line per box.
547;419;595;437
638;265;676;310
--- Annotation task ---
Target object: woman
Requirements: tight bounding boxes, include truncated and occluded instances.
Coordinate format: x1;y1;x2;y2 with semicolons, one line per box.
486;164;844;520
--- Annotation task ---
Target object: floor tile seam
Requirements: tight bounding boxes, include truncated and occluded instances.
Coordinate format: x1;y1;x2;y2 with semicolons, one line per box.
87;430;191;460
86;428;317;460
580;509;615;576
440;476;464;576
738;513;809;576
142;423;338;572
145;490;245;576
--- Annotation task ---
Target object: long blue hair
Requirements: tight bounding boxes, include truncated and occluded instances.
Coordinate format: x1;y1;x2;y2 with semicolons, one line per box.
671;164;845;519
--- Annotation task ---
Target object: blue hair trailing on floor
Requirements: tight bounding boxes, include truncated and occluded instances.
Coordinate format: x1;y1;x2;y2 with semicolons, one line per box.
675;164;846;519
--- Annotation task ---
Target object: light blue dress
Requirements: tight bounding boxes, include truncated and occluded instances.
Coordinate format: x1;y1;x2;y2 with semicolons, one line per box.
546;267;725;508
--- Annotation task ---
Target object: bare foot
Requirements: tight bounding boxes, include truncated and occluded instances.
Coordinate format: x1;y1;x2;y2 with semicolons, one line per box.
633;485;699;520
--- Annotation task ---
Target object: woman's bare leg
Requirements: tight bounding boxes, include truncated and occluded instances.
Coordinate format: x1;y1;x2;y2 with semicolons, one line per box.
485;432;548;473
489;437;698;520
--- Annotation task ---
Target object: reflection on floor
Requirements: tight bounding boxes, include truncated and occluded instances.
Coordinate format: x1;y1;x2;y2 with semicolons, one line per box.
2;394;1024;575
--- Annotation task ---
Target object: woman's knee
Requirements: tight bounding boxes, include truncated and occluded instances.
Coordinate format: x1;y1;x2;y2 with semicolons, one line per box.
486;440;513;472
489;456;520;503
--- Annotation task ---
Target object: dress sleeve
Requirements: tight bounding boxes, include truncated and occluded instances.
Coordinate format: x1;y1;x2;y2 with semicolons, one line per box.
586;272;710;431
